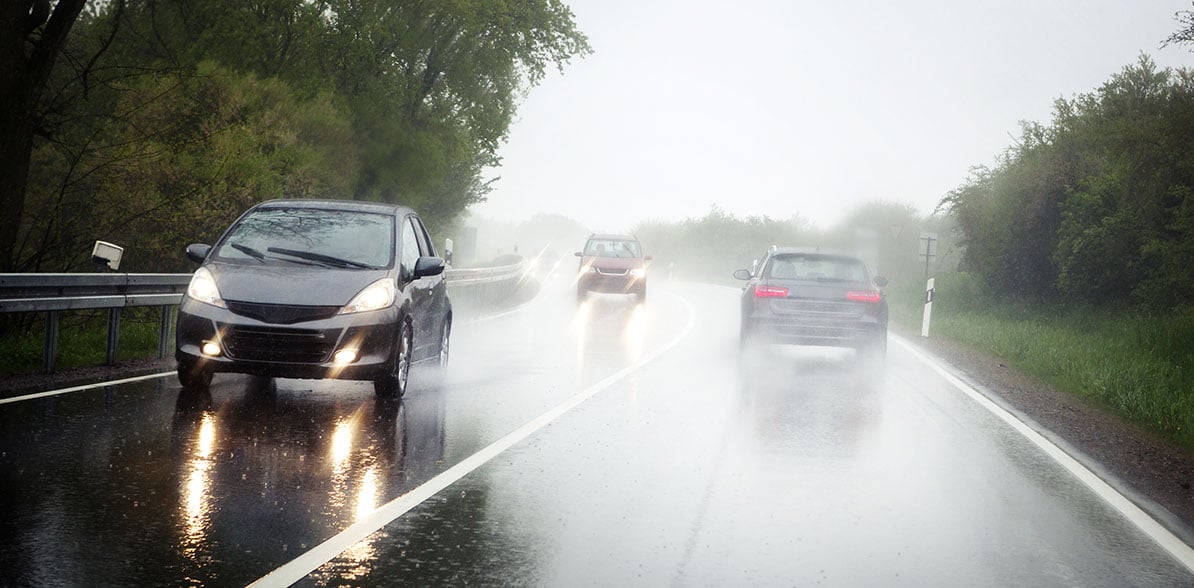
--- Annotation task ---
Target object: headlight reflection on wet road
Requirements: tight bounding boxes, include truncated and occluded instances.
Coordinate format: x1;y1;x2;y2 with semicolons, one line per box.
181;412;217;559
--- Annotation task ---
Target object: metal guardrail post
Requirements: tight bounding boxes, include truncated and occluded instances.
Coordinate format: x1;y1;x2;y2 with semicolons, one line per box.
43;311;59;374
106;308;121;365
158;305;172;359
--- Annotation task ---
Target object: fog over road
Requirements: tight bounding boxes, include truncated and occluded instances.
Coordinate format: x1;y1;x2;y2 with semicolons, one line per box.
2;265;1193;586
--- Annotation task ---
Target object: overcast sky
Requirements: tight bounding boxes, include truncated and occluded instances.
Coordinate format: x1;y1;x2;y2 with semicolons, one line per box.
470;0;1194;232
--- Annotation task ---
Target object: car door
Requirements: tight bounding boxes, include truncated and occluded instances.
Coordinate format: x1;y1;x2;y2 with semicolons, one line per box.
411;216;449;350
400;215;438;361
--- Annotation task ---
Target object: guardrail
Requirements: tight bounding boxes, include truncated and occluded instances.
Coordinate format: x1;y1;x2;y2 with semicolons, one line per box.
0;262;524;374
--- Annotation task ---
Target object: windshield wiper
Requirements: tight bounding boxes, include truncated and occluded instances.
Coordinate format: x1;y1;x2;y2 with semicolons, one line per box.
229;242;267;262
267;247;372;269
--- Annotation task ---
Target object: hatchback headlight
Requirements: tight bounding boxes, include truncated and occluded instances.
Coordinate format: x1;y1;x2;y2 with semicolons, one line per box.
187;267;226;308
630;268;646;278
341;278;396;314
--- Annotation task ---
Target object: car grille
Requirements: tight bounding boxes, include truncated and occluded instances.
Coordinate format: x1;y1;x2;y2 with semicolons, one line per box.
221;324;337;363
595;268;629;276
225;300;342;325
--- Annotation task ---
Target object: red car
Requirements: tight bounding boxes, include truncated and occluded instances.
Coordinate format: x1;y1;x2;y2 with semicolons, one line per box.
575;234;650;302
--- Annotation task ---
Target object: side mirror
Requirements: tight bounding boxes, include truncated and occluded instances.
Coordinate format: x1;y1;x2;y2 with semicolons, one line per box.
186;243;212;264
414;256;446;278
574;251;583;257
733;269;752;281
644;255;653;261
873;275;889;288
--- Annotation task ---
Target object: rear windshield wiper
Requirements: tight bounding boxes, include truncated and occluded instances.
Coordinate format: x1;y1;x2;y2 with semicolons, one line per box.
267;247;372;269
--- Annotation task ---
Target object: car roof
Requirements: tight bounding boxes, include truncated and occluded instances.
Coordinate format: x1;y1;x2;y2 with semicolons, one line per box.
252;198;413;216
588;233;639;241
768;246;865;260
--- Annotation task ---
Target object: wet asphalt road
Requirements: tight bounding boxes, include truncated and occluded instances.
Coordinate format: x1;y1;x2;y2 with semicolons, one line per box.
2;269;1194;586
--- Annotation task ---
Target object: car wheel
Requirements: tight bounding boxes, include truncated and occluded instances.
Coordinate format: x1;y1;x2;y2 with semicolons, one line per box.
739;321;757;350
375;321;413;398
860;333;888;362
435;319;451;370
177;358;212;389
577;288;588;304
635;285;647;302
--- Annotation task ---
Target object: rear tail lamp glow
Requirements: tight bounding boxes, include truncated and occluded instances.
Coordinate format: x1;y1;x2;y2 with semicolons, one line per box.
754;285;789;298
847;291;882;303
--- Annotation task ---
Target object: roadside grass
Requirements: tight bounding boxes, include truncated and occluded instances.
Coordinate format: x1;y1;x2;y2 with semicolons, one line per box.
887;273;1194;448
0;309;171;375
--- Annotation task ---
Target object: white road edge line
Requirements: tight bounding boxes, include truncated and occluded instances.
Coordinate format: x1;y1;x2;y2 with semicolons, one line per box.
1;278;552;405
892;333;1194;573
249;290;698;588
0;371;174;405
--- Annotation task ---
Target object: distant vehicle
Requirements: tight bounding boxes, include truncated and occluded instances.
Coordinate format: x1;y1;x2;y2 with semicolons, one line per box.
734;247;888;359
175;199;452;397
575;233;651;302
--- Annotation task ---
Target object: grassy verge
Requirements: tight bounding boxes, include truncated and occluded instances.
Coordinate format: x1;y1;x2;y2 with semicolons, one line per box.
0;308;172;375
887;273;1194;448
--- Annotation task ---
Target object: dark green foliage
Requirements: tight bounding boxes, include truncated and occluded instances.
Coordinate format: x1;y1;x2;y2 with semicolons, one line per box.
10;0;590;274
941;57;1194;310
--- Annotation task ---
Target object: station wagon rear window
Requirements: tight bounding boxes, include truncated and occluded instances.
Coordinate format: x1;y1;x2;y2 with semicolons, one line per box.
764;254;867;283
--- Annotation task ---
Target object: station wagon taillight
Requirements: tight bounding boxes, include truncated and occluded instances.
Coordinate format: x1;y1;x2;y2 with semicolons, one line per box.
754;285;789;298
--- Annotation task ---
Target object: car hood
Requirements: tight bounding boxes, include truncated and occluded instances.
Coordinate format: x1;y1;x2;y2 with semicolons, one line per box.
206;261;390;306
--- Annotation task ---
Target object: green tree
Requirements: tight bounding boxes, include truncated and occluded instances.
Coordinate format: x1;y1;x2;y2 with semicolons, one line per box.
0;0;94;272
7;0;590;273
942;56;1194;310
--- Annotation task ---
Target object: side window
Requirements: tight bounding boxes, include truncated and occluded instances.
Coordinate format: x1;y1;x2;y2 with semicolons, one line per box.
400;217;420;280
412;217;436;257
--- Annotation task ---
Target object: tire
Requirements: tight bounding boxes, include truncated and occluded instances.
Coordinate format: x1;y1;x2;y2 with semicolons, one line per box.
635;285;647;302
435;319;451;370
577;288;588;304
739;321;757;351
177;358;213;389
859;333;888;363
374;321;413;399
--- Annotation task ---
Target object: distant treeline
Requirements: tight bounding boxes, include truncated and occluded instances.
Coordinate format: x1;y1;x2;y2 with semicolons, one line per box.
632;203;957;288
7;1;589;273
941;56;1194;311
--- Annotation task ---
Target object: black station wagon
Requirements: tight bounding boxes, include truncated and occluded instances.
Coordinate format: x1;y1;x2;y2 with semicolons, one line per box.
735;247;888;359
175;199;451;397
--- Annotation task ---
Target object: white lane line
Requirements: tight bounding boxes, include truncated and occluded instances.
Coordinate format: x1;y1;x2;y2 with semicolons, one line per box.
0;371;174;405
0;281;550;406
249;290;698;588
891;333;1194;573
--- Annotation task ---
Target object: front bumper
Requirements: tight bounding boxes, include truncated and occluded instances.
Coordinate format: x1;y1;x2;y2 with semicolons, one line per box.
578;272;645;294
175;298;400;380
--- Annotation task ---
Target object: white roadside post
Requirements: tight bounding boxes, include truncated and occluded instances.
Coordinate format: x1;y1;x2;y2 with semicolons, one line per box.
921;277;935;337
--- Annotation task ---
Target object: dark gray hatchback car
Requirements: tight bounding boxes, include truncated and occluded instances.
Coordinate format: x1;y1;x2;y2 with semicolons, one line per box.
735;247;888;358
175;199;451;397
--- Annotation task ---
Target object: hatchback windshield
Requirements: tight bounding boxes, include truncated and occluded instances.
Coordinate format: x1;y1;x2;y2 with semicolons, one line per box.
214;208;394;269
765;254;867;282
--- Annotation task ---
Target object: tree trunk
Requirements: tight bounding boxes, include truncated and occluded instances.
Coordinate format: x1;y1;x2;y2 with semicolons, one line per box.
0;0;88;272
